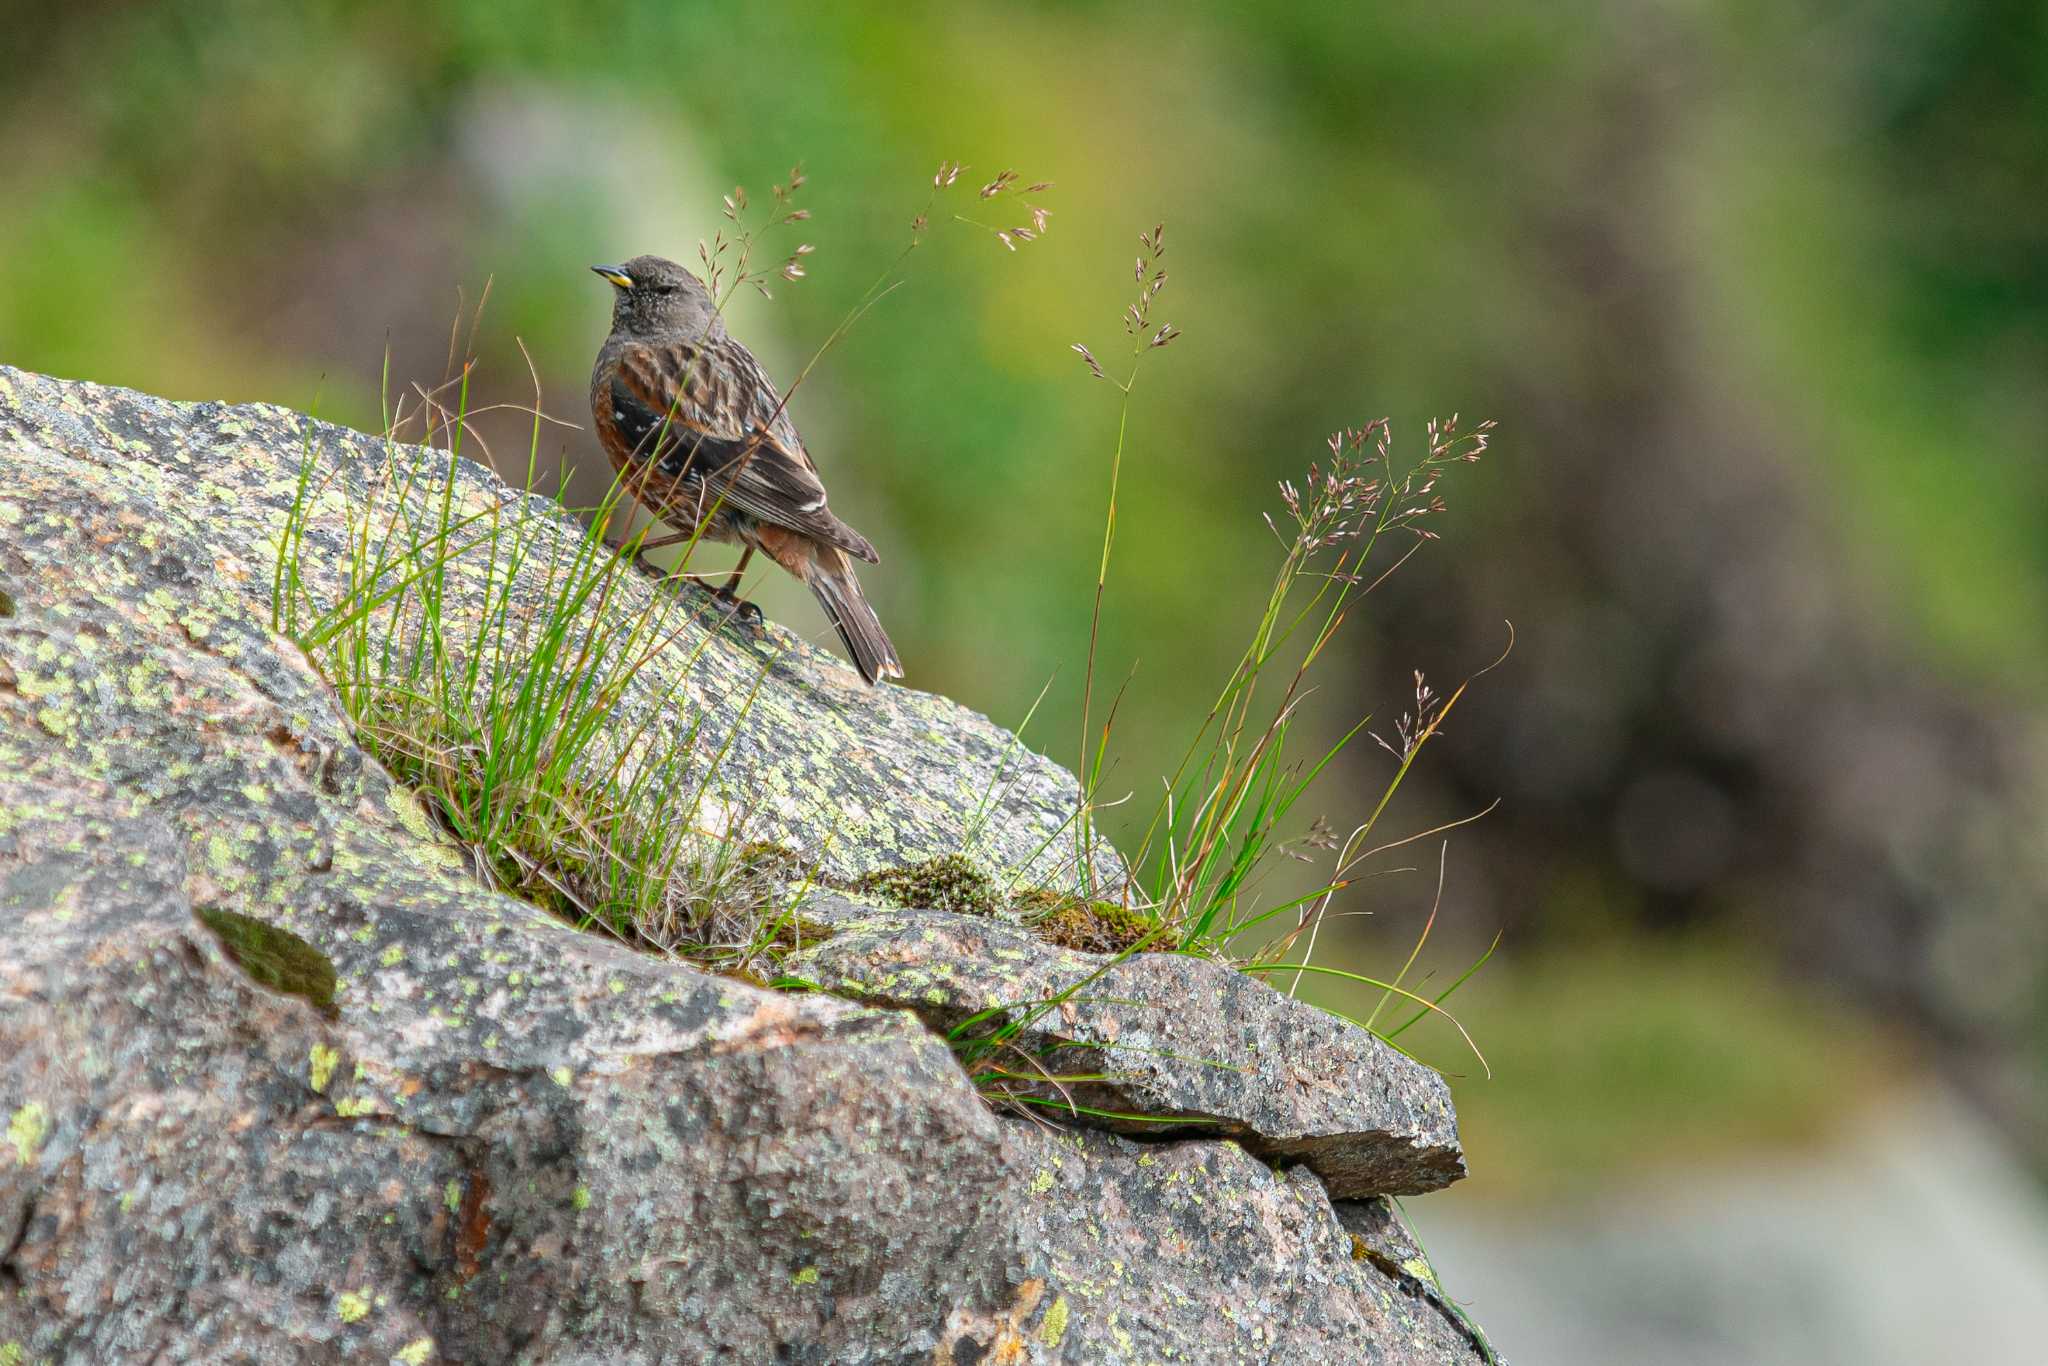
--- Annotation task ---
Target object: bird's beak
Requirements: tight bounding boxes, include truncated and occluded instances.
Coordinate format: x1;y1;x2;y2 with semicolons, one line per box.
591;265;633;289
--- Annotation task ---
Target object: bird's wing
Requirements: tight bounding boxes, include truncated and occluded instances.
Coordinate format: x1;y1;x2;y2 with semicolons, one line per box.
612;337;877;562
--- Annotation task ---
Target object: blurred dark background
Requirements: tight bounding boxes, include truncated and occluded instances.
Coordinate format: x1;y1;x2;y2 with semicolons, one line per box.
6;2;2045;1357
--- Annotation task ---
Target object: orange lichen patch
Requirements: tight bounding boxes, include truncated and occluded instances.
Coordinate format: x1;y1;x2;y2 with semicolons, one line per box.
455;1168;492;1283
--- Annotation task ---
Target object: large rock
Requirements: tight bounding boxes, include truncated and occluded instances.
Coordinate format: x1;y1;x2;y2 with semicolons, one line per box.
0;367;1493;1362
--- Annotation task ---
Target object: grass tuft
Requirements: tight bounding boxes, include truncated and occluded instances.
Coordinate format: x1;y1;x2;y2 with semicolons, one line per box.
1059;223;1506;1079
271;317;807;978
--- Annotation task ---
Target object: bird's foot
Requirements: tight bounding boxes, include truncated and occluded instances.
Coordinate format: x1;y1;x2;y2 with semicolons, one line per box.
711;585;764;626
673;575;762;625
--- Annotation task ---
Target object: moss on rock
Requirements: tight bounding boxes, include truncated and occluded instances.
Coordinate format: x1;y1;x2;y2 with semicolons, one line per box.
851;854;1000;917
1011;888;1166;955
842;861;1169;956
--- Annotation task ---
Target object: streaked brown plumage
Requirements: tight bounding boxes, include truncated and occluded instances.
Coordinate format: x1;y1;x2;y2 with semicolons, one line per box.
589;255;902;684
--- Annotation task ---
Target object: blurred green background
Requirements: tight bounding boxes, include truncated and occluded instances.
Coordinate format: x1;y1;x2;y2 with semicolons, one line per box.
6;2;2047;1356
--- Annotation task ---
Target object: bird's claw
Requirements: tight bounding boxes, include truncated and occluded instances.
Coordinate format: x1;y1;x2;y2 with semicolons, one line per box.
706;583;763;626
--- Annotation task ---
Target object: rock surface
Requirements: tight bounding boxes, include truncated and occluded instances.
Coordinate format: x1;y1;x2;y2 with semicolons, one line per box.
0;367;1492;1363
794;896;1466;1198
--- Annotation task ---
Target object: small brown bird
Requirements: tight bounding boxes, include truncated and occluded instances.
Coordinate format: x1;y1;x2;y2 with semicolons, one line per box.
589;255;902;684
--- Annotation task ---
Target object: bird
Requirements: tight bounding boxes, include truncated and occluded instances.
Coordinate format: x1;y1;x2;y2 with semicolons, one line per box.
589;254;902;684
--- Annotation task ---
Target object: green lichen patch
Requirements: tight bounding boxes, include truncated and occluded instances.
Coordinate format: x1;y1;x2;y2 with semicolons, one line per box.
8;1101;50;1166
195;906;339;1017
1012;889;1166;955
1037;1294;1071;1348
852;854;999;916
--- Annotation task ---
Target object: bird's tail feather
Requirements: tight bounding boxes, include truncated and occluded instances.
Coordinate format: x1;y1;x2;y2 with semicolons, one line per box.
806;557;901;685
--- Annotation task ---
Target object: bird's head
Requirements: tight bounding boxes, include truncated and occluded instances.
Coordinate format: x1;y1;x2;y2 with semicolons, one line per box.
592;255;719;338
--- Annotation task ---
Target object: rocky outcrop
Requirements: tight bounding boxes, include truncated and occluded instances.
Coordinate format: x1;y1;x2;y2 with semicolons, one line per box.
0;367;1493;1363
